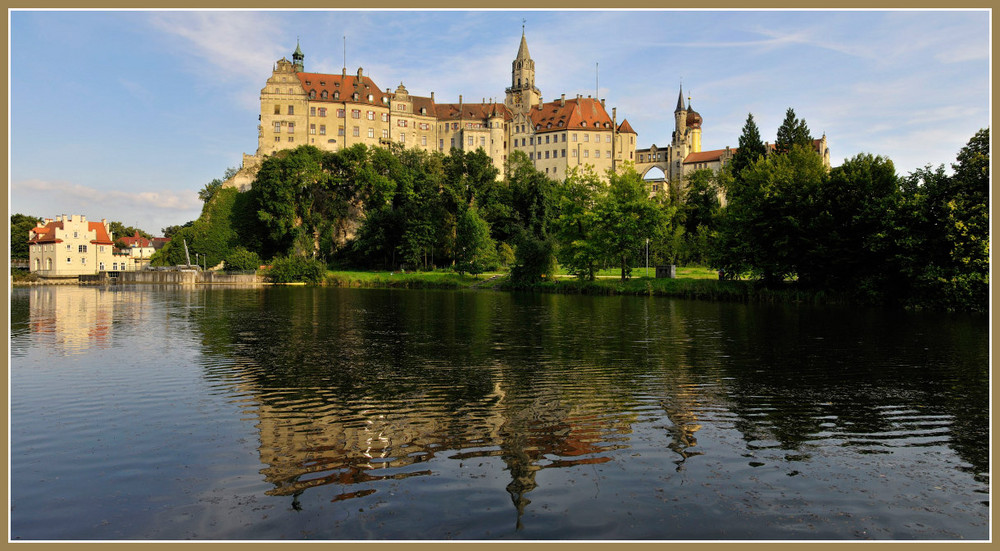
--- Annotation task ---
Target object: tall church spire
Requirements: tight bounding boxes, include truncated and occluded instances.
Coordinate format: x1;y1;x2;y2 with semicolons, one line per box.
517;27;531;60
675;84;685;113
506;27;540;114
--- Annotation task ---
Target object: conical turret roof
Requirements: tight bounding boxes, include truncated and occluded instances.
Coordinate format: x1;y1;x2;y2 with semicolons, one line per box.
675;85;685;112
517;31;531;60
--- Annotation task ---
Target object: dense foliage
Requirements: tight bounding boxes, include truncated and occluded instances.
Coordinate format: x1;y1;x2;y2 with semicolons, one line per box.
10;214;41;260
151;119;987;308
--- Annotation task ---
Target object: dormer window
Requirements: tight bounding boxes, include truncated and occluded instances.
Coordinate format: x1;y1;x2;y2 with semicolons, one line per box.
309;90;316;99
321;90;328;99
353;92;359;100
305;80;311;85
320;81;326;86
581;121;587;127
334;91;339;100
367;94;373;101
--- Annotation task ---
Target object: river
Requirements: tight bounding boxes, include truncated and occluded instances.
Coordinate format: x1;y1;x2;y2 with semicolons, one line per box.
8;285;990;540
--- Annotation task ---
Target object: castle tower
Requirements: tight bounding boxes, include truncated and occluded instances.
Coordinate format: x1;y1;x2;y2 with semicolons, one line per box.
505;29;541;114
292;40;304;72
685;97;702;153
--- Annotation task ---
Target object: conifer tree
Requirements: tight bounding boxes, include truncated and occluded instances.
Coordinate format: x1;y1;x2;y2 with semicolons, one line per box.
775;108;812;154
730;113;767;176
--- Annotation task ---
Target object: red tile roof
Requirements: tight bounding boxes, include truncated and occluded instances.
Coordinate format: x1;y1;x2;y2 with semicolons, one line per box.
617;118;636;134
119;231;152;248
683;148;730;164
89;222;114;245
297;72;389;106
528;97;614;134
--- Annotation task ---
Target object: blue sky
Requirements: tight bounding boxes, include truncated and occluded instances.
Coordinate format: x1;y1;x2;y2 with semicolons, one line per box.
9;9;990;235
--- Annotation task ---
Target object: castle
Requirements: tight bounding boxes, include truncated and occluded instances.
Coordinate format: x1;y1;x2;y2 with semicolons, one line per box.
226;31;828;192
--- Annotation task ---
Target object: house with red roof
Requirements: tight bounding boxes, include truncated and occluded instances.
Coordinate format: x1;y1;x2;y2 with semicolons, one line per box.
27;215;116;278
116;231;171;271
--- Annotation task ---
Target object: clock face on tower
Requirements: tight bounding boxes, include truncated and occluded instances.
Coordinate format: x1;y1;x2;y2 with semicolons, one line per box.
514;92;522;104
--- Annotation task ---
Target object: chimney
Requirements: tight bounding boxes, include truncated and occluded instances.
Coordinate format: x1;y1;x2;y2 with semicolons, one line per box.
80;215;86;222
577;94;581;100
342;68;347;77
601;99;605;107
560;94;565;106
357;67;363;78
459;94;463;104
430;91;435;102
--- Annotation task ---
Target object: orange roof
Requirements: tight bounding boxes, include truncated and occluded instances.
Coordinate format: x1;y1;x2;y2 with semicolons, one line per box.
683;148;730;164
27;221;62;244
89;221;114;245
528;97;613;134
617;118;636;134
297;72;389;106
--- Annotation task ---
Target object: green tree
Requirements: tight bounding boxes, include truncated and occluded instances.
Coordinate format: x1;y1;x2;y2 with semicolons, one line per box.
730;113;768;177
775;108;812;155
593;167;668;281
10;214;41;260
162;221;193;239
224;247;262;272
677;169;722;265
552;167;603;280
454;205;499;275
713;144;828;284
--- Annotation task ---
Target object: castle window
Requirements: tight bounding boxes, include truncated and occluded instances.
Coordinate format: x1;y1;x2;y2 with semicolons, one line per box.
583;150;589;158
562;134;567;142
562;149;566;157
320;125;326;135
529;137;534;145
310;124;316;134
545;135;550;144
353;126;360;137
78;245;87;253
382;113;389;122
480;136;485;147
274;122;281;132
572;150;578;157
337;109;345;118
274;105;280;115
351;109;360;119
400;132;406;143
310;107;316;116
383;130;390;139
467;136;474;146
440;139;444;150
544;151;550;159
319;108;327;117
595;150;600;158
368;128;375;138
288;137;294;142
572;134;577;142
288;122;295;133
338;126;345;136
275;136;280;142
288;105;294;115
529;152;534;160
584;135;589;142
367;111;374;120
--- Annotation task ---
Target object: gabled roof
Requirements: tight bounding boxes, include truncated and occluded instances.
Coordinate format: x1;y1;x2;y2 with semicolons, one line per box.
434;102;510;122
617;118;636;134
528;97;614;134
26;219;113;245
119;231;152;248
296;72;389;106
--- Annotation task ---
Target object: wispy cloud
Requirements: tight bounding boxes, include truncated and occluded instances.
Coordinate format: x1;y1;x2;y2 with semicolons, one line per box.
12;179;202;213
146;11;287;83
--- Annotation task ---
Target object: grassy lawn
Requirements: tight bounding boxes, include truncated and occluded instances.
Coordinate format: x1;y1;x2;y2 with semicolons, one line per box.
554;265;719;280
323;269;495;289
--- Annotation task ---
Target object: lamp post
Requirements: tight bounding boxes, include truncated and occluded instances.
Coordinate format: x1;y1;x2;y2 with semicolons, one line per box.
645;238;649;278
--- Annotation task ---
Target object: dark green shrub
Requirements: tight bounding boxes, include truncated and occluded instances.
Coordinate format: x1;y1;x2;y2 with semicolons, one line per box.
265;255;327;283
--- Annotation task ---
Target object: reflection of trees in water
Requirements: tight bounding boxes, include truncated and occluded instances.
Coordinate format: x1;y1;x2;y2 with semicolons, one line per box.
188;287;989;524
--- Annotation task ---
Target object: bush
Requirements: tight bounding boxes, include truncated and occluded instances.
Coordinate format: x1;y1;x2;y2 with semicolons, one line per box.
508;234;555;285
225;247;262;272
265;255;327;284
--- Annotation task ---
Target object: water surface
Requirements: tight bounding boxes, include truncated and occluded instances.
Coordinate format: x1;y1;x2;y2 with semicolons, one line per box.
9;285;989;539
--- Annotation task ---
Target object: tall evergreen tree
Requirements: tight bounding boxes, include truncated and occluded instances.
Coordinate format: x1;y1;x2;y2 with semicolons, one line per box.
730;113;767;176
775;108;812;155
